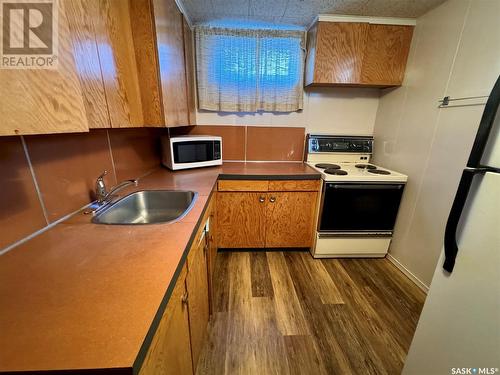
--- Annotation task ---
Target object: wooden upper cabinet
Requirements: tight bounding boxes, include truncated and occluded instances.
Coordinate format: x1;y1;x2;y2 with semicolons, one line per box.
150;0;189;126
0;0;88;136
306;22;369;85
65;0;109;129
129;0;193;127
360;24;414;86
305;21;414;88
94;0;145;128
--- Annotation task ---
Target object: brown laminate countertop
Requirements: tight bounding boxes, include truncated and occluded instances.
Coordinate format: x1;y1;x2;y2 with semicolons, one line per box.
0;162;320;374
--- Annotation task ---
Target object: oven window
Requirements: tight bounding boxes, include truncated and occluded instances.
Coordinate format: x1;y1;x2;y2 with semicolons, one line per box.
173;141;214;163
320;183;404;232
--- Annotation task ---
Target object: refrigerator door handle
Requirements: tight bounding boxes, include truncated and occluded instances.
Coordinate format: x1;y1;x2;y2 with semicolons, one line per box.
443;168;488;272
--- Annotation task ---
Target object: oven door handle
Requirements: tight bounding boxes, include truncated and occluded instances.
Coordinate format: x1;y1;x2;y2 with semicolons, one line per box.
328;184;404;190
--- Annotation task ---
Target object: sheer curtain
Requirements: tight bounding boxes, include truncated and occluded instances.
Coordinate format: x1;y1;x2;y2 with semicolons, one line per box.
195;26;306;113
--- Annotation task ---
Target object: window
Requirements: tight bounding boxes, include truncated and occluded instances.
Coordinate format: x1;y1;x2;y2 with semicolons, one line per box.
195;27;306;113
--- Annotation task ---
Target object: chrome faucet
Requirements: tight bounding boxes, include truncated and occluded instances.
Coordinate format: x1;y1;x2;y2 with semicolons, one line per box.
95;171;138;205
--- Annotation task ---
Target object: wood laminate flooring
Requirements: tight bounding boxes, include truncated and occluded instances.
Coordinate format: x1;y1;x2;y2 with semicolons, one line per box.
196;251;426;375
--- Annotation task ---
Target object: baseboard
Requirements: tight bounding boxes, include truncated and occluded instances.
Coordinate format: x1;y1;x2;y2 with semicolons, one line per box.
386;254;430;294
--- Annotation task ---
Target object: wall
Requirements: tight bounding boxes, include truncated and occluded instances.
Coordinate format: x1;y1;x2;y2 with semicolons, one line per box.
196;87;380;136
0;129;163;253
170;125;306;161
0;124;309;254
372;0;500;288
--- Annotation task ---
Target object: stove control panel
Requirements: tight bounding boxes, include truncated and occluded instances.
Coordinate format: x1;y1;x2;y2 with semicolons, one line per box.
307;135;373;154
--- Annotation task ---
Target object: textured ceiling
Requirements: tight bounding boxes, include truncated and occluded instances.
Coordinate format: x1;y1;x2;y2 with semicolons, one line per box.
179;0;447;28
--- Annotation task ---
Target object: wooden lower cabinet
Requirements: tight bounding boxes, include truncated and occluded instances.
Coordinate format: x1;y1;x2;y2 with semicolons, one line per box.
139;266;193;375
217;192;267;248
140;195;216;375
265;192;318;248
205;195;218;315
216;182;320;249
186;229;210;371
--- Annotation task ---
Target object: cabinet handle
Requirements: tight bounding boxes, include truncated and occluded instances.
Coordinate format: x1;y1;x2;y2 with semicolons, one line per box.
181;291;189;304
259;196;265;203
269;196;276;203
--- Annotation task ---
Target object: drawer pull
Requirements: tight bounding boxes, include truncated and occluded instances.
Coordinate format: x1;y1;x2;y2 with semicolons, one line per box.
259;196;266;203
269;196;276;203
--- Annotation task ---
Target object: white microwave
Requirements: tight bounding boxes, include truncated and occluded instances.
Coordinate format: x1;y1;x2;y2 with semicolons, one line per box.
161;135;222;170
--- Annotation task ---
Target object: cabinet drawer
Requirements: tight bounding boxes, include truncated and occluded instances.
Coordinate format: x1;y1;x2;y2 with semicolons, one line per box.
218;180;269;191
268;180;321;192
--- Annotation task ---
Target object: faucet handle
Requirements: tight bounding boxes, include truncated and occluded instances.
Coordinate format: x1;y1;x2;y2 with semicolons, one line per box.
97;170;108;180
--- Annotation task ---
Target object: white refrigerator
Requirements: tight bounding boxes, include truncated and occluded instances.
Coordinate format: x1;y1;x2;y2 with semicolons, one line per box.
403;76;500;374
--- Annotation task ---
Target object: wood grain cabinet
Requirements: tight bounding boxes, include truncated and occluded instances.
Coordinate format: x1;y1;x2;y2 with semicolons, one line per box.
140;195;216;374
217;180;320;249
66;0;145;129
305;21;414;88
186;228;210;372
139;266;193;375
1;0;196;135
265;191;319;248
0;0;88;136
130;0;196;127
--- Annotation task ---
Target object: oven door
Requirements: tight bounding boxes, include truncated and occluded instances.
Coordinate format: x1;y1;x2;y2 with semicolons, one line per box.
319;182;404;233
172;140;221;165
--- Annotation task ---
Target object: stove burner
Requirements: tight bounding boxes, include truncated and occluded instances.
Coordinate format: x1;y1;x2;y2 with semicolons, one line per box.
368;169;391;175
355;164;377;170
315;163;340;169
324;168;348;175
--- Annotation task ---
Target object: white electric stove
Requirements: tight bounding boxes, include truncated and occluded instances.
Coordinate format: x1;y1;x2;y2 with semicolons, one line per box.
306;135;407;258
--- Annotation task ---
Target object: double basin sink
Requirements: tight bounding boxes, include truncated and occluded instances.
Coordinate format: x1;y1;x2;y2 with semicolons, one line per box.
92;190;197;225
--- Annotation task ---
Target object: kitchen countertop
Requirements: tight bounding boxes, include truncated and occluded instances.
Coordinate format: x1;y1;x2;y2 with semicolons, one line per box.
0;162;320;374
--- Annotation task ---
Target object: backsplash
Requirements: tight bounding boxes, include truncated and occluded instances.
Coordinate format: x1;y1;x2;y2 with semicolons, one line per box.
170;125;306;161
0;129;163;251
0;125;305;252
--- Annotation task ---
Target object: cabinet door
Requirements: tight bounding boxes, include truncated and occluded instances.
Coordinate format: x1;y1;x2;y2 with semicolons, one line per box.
205;196;217;314
216;192;266;248
0;1;88;136
151;0;189;126
94;0;144;127
139;267;193;375
361;24;414;86
186;230;210;371
65;0;110;129
310;22;369;85
265;192;318;248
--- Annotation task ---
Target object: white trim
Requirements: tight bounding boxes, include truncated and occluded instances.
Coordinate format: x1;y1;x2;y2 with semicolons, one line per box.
174;0;193;27
106;130;118;185
0;169;157;257
309;14;417;29
21;136;49;225
0;201;93;256
386;253;429;293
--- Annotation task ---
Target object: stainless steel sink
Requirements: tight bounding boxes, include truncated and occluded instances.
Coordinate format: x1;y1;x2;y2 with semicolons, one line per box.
92;190;197;225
